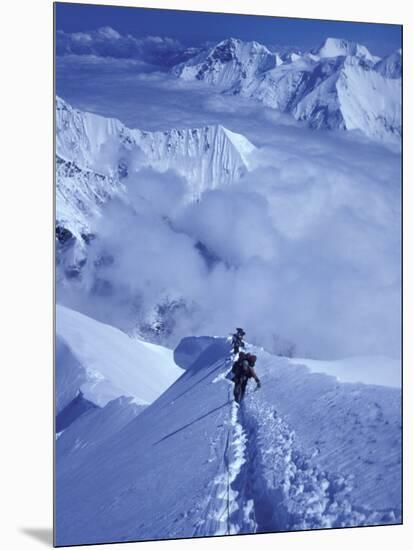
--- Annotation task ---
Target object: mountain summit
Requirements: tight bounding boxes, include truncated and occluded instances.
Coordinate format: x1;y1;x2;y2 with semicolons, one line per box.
172;37;276;88
313;37;379;62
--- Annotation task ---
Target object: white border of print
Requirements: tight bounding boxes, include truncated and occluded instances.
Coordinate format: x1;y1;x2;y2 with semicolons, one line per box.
2;0;411;549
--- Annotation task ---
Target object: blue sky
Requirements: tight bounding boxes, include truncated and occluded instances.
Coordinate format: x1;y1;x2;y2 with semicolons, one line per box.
55;2;401;56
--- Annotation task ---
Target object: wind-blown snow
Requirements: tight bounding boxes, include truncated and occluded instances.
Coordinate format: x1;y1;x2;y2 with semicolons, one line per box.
56;338;401;545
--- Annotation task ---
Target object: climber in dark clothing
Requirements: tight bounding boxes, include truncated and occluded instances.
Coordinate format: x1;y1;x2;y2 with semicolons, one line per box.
232;352;261;403
231;327;246;355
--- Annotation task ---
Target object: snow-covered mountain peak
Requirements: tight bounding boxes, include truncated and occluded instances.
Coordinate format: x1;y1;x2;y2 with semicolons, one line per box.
314;37;378;62
213;36;241;51
212;37;272;58
56;98;256;245
172;37;276;88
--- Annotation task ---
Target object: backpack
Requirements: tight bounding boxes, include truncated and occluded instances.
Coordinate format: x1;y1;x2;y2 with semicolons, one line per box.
231;358;251;379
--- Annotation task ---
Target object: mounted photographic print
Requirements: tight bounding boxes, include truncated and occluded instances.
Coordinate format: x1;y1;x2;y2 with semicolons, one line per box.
54;2;402;546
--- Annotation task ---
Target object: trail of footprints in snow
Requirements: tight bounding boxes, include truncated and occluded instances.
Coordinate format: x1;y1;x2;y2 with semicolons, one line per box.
194;359;400;536
242;394;400;531
197;363;399;535
193;377;256;536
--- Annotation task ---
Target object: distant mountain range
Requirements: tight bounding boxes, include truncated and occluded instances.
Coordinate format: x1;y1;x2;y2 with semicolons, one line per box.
172;37;401;142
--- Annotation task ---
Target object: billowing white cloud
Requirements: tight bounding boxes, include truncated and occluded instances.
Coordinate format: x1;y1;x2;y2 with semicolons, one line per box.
57;60;401;360
176;188;279;265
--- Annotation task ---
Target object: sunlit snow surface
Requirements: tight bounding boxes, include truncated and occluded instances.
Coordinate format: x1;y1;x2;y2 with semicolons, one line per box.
289;355;400;388
56;337;401;545
56;305;183;409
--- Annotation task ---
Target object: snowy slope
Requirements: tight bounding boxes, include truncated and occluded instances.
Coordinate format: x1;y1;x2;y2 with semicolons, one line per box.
56;96;125;176
56;337;401;545
312;37;380;63
136;124;255;197
56;304;183;409
374;49;402;79
294;56;401;140
56;155;123;238
172;37;276;88
172;37;400;142
236;54;341;113
56;97;255;204
289;355;401;388
56;395;145;464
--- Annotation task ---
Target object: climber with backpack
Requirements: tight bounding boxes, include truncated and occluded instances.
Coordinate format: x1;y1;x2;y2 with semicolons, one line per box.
231;352;261;404
231;327;246;355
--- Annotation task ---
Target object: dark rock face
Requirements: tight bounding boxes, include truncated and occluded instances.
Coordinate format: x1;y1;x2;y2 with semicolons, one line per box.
81;232;96;245
56;224;74;245
211;41;236;63
117;160;128;179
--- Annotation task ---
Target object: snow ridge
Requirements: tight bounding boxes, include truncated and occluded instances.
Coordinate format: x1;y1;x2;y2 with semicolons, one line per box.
55;337;401;545
56;97;256;241
192;347;401;536
194;375;257;536
56;305;183;408
192;347;401;537
57;97;255;200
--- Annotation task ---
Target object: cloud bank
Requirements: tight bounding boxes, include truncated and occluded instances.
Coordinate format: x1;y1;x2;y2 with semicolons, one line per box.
56;27;201;67
60;140;400;360
57;59;401;360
